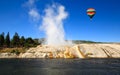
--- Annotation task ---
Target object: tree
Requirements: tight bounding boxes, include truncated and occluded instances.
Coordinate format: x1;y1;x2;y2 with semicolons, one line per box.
20;36;25;47
0;35;2;47
5;32;10;47
24;37;35;48
11;32;20;47
0;32;5;47
26;37;34;44
34;38;40;45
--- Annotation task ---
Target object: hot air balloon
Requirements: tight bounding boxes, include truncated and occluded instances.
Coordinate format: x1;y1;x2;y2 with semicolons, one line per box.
87;8;96;20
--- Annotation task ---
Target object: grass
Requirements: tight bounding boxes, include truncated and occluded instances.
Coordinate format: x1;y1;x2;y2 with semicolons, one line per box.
0;48;26;53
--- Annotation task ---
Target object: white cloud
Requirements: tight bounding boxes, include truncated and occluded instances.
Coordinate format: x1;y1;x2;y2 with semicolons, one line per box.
28;0;35;5
29;9;40;21
26;0;36;7
25;0;40;22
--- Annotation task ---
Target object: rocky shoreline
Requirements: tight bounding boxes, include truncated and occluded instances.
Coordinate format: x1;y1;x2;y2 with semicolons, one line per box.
0;44;120;58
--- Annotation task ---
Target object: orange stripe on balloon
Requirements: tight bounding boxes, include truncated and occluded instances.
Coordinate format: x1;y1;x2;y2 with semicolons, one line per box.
87;12;95;14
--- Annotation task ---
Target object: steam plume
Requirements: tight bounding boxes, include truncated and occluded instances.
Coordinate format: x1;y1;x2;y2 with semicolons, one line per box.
25;0;72;46
40;4;69;46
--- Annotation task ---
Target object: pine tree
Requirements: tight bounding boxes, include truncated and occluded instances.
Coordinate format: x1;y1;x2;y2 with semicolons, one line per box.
0;35;2;47
12;32;20;47
24;37;35;48
5;32;10;47
0;32;5;47
20;36;25;47
26;37;34;44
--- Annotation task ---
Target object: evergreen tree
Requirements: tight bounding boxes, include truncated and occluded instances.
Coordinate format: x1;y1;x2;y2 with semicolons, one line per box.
26;37;34;44
5;32;10;47
0;32;5;47
12;32;20;47
20;36;25;47
0;35;2;47
34;39;40;45
24;37;35;48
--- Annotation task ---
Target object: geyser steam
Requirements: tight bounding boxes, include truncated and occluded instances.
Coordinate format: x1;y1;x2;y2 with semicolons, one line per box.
25;0;72;46
41;4;69;46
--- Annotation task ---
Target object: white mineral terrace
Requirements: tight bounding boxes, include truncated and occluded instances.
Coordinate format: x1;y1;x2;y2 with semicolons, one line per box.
0;44;120;58
20;44;120;58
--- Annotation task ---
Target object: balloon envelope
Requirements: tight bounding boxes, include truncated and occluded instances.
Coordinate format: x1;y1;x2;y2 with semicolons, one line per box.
87;8;96;19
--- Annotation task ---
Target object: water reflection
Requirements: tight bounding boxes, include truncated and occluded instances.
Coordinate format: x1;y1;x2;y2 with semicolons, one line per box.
0;58;120;75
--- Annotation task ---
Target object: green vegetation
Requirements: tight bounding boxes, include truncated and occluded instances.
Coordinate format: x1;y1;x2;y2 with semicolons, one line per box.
0;32;40;54
0;32;5;47
5;32;10;47
72;40;97;44
10;49;20;55
72;40;118;44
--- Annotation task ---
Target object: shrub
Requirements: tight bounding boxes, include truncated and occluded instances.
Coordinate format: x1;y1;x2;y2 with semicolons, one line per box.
10;49;20;55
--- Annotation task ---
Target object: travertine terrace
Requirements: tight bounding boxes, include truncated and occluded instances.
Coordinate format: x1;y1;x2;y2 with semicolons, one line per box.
20;43;120;58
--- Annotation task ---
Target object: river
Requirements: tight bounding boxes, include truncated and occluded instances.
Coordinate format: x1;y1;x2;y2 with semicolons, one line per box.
0;58;120;75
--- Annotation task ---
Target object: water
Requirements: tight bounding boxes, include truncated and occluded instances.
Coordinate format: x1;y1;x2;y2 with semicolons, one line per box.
0;58;120;75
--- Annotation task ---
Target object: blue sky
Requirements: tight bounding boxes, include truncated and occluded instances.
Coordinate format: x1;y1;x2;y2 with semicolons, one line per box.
0;0;120;42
